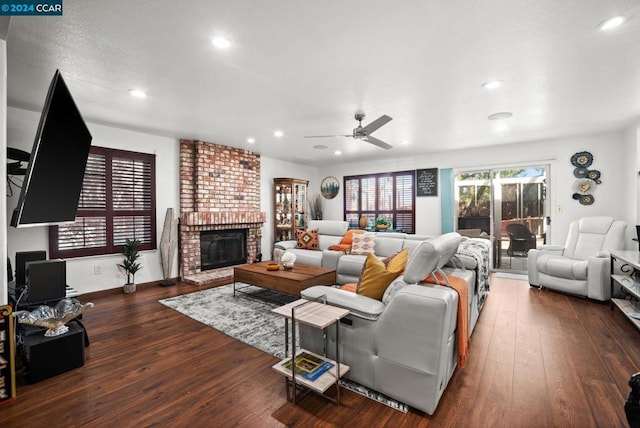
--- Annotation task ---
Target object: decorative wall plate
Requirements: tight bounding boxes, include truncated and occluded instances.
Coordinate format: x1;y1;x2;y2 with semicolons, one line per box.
573;167;588;178
573;178;597;195
571;151;593;168
586;169;601;182
579;194;594;205
320;176;340;199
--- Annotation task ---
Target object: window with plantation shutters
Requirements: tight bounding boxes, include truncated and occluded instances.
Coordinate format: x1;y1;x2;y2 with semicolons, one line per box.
344;170;415;233
50;147;156;258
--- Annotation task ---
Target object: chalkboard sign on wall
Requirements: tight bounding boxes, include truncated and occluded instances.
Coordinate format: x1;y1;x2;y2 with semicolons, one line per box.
416;168;438;196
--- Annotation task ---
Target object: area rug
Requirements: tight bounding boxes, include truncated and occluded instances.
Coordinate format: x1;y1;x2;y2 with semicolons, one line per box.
159;283;408;413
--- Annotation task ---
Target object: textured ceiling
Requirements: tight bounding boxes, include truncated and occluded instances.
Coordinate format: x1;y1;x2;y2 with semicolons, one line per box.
6;0;640;166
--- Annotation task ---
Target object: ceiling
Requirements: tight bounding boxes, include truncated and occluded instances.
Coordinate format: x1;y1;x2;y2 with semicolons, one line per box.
6;0;640;166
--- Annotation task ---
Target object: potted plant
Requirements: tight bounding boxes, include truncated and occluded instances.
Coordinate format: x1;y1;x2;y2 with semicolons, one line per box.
118;238;142;294
375;217;391;230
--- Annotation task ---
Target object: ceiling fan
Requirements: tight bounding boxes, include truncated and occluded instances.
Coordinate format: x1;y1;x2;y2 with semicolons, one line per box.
304;112;393;150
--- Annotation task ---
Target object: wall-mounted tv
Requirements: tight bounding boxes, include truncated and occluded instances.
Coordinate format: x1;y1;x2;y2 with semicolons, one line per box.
10;70;93;228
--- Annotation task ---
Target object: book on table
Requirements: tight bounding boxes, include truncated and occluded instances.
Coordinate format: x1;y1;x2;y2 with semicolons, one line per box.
282;351;335;381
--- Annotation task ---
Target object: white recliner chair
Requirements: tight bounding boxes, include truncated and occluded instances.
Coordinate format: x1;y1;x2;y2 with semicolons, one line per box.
527;216;627;301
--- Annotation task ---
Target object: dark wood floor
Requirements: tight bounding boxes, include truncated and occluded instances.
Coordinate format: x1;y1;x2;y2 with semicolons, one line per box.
1;275;638;427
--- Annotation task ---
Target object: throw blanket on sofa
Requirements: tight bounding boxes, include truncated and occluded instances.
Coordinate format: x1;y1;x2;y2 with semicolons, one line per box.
456;238;491;312
424;271;469;368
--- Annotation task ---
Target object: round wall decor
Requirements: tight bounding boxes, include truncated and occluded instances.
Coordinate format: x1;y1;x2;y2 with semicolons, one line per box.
320;176;340;199
570;151;601;205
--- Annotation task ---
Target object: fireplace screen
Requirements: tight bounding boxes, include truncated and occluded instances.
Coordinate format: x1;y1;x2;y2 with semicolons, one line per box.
200;229;247;270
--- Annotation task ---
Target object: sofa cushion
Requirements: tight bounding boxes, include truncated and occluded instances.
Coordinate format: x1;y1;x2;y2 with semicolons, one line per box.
307;220;349;236
352;233;376;255
536;253;588;280
375;236;405;257
297;228;319;250
357;251;406;300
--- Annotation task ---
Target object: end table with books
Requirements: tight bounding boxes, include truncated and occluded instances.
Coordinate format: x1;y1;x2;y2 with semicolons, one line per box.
271;299;350;405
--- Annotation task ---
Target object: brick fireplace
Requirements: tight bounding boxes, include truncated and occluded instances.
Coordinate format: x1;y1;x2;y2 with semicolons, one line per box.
179;140;267;281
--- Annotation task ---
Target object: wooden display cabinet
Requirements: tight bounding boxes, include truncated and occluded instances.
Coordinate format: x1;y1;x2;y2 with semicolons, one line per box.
274;178;308;242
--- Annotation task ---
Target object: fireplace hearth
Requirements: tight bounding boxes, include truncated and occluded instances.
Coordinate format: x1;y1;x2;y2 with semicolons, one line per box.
200;229;247;271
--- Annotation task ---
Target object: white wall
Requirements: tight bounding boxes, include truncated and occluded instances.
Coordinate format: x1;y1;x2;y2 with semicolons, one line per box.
320;131;632;247
0;40;6;305
6;107;180;294
623;120;640;244
259;157;318;259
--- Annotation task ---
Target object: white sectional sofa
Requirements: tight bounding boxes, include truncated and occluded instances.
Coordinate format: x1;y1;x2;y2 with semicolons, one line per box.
298;232;492;414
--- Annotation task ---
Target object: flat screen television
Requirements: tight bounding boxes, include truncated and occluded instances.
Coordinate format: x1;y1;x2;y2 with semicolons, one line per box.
10;70;93;227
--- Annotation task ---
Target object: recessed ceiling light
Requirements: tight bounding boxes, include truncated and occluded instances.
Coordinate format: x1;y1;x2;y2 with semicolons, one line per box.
488;112;513;120
212;37;231;49
313;145;328;150
128;89;147;98
400;140;410;145
273;130;284;137
482;80;503;90
598;15;626;31
247;137;255;144
495;124;509;133
334;150;342;155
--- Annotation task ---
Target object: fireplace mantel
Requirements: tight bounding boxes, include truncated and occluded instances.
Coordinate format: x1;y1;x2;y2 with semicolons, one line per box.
181;211;267;227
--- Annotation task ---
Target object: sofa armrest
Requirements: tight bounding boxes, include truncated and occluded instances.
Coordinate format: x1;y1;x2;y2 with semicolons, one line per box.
274;240;297;251
586;256;611;301
301;285;386;320
535;244;565;253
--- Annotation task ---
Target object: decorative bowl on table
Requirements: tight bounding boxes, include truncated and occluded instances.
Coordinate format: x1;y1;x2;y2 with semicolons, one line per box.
266;263;279;271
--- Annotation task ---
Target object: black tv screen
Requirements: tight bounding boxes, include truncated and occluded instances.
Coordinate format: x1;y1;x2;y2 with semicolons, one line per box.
11;70;93;227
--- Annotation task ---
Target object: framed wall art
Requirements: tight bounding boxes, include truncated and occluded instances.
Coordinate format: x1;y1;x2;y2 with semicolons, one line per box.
320;176;340;199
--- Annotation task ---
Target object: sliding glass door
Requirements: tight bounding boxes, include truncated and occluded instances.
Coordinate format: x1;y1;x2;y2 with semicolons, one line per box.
454;165;549;272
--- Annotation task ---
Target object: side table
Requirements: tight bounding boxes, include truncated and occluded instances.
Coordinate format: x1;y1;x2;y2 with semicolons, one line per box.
271;299;350;405
610;250;640;331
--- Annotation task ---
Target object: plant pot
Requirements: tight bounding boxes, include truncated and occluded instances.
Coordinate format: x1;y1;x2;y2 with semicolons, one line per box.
123;283;136;294
376;224;389;230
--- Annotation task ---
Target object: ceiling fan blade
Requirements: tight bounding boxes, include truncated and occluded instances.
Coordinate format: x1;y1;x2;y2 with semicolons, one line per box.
361;115;392;135
304;134;351;138
364;135;393;150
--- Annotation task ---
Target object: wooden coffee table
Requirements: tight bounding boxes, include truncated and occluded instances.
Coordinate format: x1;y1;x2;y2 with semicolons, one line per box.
233;261;336;296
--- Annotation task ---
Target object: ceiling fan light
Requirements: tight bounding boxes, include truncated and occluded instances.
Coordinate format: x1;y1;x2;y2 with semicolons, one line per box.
488;111;513;120
212;37;231;48
128;89;147;98
482;80;503;90
598;15;626;31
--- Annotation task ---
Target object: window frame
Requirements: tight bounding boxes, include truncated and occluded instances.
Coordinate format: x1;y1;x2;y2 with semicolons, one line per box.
343;170;416;233
49;146;156;258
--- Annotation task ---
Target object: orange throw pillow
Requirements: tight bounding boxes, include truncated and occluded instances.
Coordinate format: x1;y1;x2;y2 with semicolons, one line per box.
328;243;352;253
356;250;407;300
341;229;365;245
